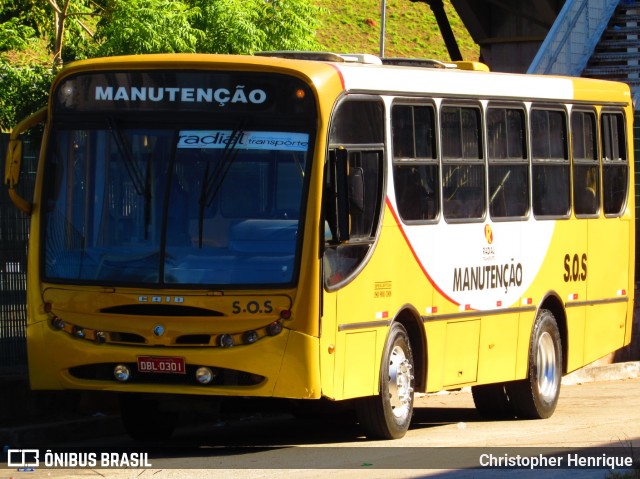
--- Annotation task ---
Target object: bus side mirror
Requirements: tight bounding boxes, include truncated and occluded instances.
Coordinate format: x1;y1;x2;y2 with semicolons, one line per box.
5;137;24;187
4;107;46;214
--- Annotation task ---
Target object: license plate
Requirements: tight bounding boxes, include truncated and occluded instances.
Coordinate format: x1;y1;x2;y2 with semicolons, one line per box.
137;356;186;374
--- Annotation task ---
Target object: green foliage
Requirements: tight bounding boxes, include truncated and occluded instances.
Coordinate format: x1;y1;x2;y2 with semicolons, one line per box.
191;0;264;54
0;18;36;51
0;0;50;35
257;0;322;51
0;60;53;132
95;0;204;55
191;0;322;54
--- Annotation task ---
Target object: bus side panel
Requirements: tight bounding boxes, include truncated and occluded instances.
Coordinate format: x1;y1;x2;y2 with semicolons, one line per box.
424;321;446;391
442;319;480;386
342;331;378;397
565;306;586;373
320;291;338;399
333;277;386;400
563;218;588;372
476;312;519;384
584;217;629;364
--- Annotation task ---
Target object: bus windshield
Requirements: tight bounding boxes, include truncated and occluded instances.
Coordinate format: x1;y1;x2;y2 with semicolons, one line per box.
42;70;315;288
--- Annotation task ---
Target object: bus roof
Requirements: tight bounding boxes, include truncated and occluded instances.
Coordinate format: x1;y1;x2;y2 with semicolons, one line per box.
56;52;632;106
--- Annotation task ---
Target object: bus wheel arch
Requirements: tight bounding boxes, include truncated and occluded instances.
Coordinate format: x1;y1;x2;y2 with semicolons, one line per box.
393;306;426;393
356;320;417;439
537;293;568;374
506;302;564;419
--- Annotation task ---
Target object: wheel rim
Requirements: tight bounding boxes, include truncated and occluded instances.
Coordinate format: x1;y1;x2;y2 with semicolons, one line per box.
388;344;414;419
536;331;558;400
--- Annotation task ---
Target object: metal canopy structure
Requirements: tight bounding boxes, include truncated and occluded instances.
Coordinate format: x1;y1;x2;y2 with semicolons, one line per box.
450;0;564;73
425;0;640;106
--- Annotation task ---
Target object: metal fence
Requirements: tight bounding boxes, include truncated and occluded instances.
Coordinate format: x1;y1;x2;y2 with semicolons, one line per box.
0;132;38;371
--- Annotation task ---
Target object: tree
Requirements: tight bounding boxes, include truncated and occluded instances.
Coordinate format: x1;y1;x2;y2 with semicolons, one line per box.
0;0;97;130
0;62;52;132
95;0;204;56
47;0;99;65
0;0;323;130
258;0;321;51
95;0;322;56
192;0;322;54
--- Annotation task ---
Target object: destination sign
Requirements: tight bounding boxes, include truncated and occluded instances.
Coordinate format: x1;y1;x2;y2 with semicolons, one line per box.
53;70;315;116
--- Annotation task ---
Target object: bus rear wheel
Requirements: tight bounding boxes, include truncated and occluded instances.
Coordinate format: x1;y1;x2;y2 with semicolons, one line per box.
356;322;415;439
506;309;562;419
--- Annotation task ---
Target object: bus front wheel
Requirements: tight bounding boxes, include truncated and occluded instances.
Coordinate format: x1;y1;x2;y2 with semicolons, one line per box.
356;322;415;439
506;309;562;419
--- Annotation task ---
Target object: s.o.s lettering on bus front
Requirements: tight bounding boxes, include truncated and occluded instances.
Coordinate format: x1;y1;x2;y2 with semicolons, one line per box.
232;300;273;315
94;85;267;107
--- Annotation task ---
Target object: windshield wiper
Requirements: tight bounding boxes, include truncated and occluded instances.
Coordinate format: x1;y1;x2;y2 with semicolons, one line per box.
143;148;153;240
107;118;146;196
197;123;246;248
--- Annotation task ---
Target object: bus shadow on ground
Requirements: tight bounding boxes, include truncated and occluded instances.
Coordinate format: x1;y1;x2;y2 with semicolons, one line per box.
145;402;485;449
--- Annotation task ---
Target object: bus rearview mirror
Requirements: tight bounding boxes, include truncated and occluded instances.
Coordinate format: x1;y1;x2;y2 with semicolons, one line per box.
3;107;47;214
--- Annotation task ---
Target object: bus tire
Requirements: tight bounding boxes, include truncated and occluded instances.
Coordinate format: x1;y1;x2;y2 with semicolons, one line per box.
119;394;178;441
356;322;415;439
506;309;562;419
471;383;514;419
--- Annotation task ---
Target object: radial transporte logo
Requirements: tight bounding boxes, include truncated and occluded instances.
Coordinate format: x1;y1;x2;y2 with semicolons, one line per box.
484;224;493;244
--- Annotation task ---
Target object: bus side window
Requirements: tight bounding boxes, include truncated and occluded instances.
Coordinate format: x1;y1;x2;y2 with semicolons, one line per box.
391;103;438;222
394;165;437;221
571;110;599;216
487;106;529;219
531;108;570;218
441;105;485;221
601;112;628;216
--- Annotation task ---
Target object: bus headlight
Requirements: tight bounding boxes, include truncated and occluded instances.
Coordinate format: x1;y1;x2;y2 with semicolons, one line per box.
218;334;234;348
113;364;131;382
242;330;258;344
72;326;86;339
195;367;216;384
51;317;65;330
267;321;283;336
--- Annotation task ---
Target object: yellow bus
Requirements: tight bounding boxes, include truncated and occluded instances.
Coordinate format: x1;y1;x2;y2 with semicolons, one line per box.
5;52;635;440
